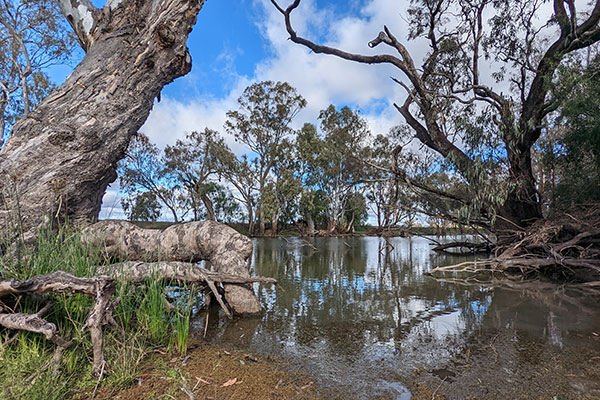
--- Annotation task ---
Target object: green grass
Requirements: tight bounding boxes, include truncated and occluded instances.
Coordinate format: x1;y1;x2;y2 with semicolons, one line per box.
0;226;195;399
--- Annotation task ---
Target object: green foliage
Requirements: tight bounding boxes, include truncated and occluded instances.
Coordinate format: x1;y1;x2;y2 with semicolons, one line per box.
0;0;78;145
225;81;306;233
122;191;162;222
164;128;229;221
118;133;187;222
545;57;600;207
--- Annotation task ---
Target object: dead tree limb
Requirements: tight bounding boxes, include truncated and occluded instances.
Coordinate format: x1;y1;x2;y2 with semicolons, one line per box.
432;241;492;254
0;271;115;375
98;261;278;319
83;220;262;315
0;263;278;374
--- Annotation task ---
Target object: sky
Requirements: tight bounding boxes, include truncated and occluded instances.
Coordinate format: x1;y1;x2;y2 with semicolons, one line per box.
97;0;424;220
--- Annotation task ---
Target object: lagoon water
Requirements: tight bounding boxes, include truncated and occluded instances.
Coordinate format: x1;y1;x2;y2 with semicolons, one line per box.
195;236;600;399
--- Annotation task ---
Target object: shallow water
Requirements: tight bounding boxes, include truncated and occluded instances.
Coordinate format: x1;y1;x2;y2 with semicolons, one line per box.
194;236;600;399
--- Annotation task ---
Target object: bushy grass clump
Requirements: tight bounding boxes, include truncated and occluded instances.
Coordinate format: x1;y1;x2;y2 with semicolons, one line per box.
0;226;196;399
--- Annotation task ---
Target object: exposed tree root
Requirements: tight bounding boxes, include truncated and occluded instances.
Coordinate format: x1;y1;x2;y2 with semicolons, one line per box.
429;206;600;279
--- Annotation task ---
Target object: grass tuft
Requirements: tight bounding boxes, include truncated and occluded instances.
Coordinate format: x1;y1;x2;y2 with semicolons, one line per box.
0;226;195;399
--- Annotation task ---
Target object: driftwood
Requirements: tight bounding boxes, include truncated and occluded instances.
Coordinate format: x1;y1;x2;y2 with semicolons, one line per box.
0;271;115;375
83;220;262;315
432;241;492;255
0;261;277;375
428;207;600;278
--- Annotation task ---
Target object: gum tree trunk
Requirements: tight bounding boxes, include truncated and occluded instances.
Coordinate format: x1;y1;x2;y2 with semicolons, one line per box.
83;220;263;315
0;0;204;242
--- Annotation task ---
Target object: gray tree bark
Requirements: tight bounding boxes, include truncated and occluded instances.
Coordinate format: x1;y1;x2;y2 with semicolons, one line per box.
0;0;204;243
83;220;263;315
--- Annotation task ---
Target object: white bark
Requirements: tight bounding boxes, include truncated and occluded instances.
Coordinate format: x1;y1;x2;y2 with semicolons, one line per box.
56;0;99;50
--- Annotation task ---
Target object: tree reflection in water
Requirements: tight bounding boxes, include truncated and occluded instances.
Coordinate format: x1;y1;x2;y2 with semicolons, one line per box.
198;236;600;399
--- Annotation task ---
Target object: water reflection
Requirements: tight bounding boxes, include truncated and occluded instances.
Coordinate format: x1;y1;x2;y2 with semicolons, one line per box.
195;236;600;399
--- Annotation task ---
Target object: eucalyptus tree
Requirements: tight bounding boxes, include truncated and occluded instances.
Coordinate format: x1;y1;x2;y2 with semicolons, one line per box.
164;128;227;221
317;105;370;232
549;55;600;206
215;147;258;234
271;0;600;241
209;183;241;223
0;0;76;146
225;81;306;235
264;139;302;235
0;0;204;242
365;132;418;232
118;133;185;223
122;191;161;222
295;122;324;234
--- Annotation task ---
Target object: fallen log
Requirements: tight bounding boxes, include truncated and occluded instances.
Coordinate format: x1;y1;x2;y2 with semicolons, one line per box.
83;220;261;315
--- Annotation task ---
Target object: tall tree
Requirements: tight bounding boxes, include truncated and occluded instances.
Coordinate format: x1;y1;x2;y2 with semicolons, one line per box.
264;140;302;235
118;133;185;223
0;0;204;243
549;55;600;206
0;0;76;146
317;105;370;233
225;81;306;235
365;131;418;233
295;122;324;235
215;148;258;234
272;0;600;241
164;128;227;221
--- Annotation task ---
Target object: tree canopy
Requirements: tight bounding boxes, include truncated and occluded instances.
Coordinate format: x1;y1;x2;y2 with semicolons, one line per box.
271;0;600;239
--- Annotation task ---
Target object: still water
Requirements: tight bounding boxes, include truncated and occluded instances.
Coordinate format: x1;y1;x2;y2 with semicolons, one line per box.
195;236;600;399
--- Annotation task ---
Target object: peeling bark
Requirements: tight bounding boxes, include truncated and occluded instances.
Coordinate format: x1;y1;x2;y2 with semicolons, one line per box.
0;0;204;243
82;220;263;315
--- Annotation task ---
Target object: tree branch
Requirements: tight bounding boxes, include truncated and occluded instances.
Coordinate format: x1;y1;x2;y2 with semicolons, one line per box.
56;0;100;51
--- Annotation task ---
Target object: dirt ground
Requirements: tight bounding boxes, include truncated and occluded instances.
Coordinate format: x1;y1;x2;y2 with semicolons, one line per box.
88;340;450;400
86;325;600;400
92;341;324;400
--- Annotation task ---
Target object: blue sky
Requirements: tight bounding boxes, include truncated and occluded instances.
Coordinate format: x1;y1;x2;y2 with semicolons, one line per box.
89;0;421;219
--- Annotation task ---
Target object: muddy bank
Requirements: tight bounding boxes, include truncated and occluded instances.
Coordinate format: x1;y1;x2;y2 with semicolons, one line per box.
92;341;324;400
409;327;600;400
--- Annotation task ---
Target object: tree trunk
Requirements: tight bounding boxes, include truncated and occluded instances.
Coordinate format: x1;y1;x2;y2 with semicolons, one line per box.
493;146;543;242
345;211;355;234
271;208;280;236
200;193;216;221
82;220;262;315
246;201;254;235
258;207;265;236
0;0;205;243
306;213;315;237
327;219;336;234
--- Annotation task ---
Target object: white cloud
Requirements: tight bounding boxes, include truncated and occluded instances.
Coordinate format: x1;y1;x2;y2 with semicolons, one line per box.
142;0;423;149
100;0;436;219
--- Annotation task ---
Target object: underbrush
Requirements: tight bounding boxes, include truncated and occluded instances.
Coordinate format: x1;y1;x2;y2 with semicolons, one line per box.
0;227;196;399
